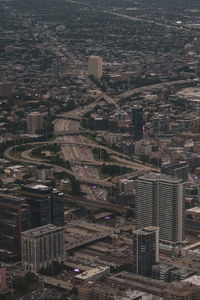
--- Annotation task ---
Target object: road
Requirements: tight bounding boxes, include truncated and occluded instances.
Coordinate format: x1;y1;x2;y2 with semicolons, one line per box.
103;11;192;33
40;275;72;290
117;79;197;100
64;195;130;213
4;146;112;188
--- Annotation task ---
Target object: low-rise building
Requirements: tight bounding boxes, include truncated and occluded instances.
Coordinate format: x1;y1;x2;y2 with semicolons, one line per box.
75;266;110;283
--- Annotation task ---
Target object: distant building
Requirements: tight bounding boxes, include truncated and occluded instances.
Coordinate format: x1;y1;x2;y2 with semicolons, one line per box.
27;111;44;134
153;115;167;136
161;161;189;182
136;173;184;245
0;265;6;290
75;267;110;283
131;106;143;141
134;139;153;156
52;61;60;78
88;56;103;79
21;224;64;272
21;184;64;228
163;282;200;300
78;283;119;300
0;82;13;98
0;194;31;257
133;226;159;277
152;262;196;283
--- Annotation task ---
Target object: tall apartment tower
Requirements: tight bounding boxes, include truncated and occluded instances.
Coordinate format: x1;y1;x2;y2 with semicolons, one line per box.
131;105;143;140
88;56;103;79
136;173;184;245
21;224;64;272
0;194;31;257
133;226;159;277
27;111;44;134
20;184;64;228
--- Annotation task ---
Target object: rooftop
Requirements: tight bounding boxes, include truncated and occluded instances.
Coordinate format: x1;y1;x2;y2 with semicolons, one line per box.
186;207;200;214
75;266;109;280
138;172;182;183
22;224;63;238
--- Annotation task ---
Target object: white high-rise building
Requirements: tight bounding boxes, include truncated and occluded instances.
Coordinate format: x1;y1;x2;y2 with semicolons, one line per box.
21;224;64;272
136;173;184;245
88;56;102;79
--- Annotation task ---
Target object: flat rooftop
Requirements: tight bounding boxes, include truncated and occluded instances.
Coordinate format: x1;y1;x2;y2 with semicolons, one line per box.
133;226;159;236
186;207;200;214
184;275;200;286
22;224;63;238
138;173;182;183
75;266;109;280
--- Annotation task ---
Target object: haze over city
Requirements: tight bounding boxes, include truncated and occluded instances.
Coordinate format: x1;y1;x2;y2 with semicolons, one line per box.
1;0;200;299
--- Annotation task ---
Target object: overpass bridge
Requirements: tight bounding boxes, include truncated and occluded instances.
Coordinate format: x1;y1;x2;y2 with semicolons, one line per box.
65;231;112;251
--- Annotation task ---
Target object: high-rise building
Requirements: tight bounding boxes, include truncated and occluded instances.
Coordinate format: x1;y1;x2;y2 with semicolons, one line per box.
0;82;13;98
27;111;44;134
21;224;64;272
88;56;103;79
161;161;189;182
20;184;64;228
0;265;7;290
133;226;159;277
0;194;31;257
136;173;184;245
131;105;143;140
152;114;167;136
52;61;60;78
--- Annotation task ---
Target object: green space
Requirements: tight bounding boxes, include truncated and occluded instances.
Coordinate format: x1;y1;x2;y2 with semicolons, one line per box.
31;145;71;170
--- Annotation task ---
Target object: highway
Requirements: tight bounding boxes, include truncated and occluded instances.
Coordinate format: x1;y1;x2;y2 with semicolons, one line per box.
65;230;112;251
64;195;131;213
4;146;113;188
117;79;197;100
103;11;193;33
40;275;72;290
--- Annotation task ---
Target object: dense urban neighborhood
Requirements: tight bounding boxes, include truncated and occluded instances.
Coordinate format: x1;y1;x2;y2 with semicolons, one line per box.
1;0;200;299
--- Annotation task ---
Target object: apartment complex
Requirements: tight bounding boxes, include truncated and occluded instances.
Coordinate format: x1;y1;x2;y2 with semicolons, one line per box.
21;224;64;272
0;194;31;257
133;226;159;277
88;56;103;79
20;184;64;228
27;111;44;134
136;173;184;245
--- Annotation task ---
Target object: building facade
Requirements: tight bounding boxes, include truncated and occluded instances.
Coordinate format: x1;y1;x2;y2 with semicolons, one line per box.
133;226;159;277
131;105;143;141
163;282;200;300
21;224;64;272
0;265;6;290
0;194;31;257
136;173;184;245
88;56;103;79
161;161;189;182
20;184;64;228
27;111;44;134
